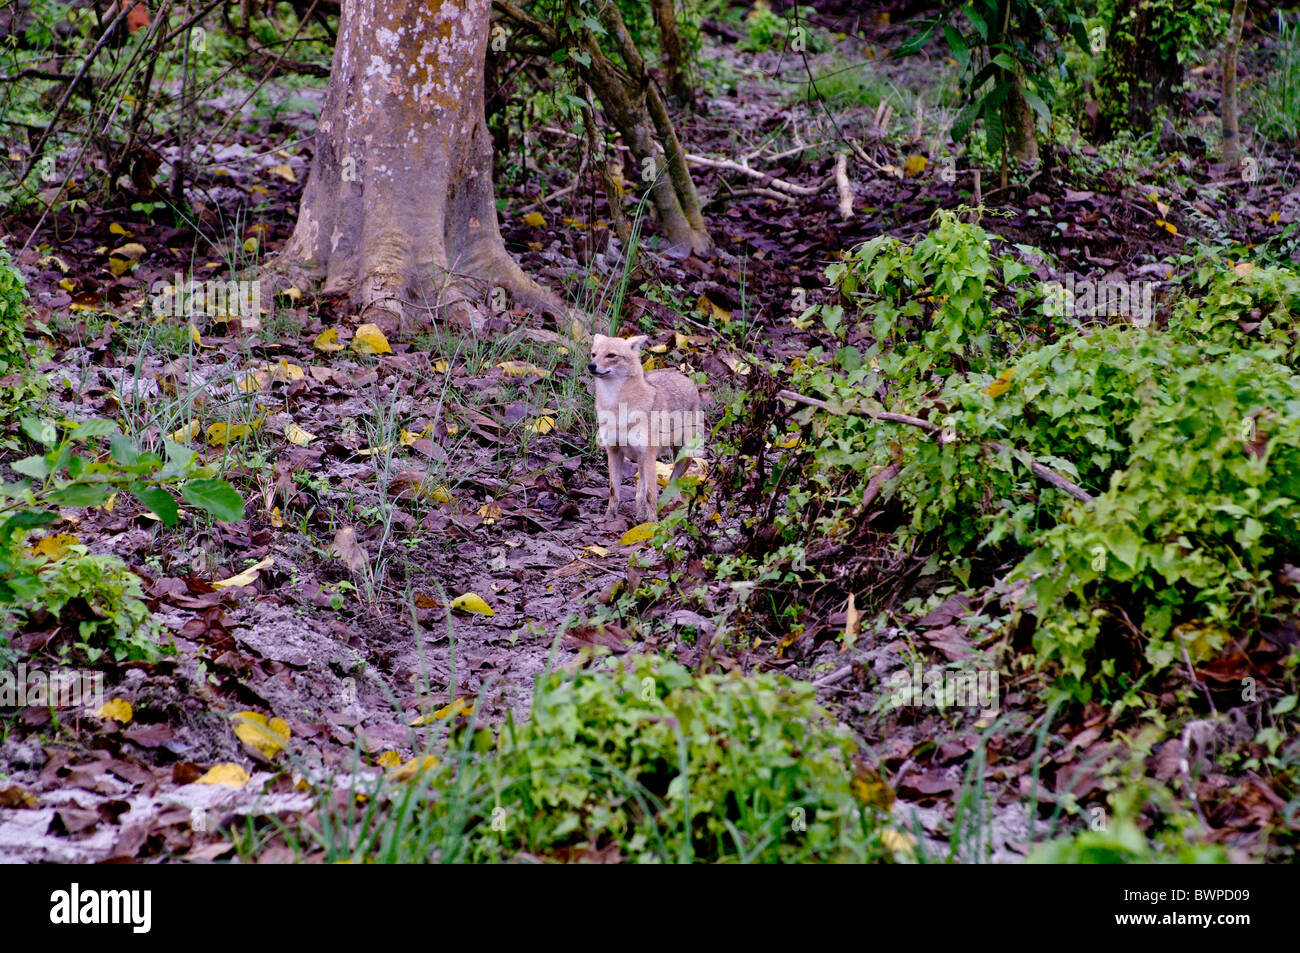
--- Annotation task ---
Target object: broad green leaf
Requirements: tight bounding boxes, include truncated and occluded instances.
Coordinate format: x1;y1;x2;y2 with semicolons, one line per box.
48;483;115;507
20;417;56;446
1021;86;1050;124
68;418;118;441
164;439;196;469
182;479;245;522
110;433;139;465
12;455;49;479
0;509;57;538
133;487;178;526
943;24;970;71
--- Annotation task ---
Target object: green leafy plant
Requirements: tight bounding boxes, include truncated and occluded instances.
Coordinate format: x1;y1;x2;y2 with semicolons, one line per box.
0;242;47;437
821;209;1040;381
30;547;166;663
1015;348;1300;699
1;417;245;660
312;654;892;863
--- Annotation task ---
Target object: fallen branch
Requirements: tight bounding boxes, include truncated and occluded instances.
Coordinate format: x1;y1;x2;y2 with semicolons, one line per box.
777;389;1094;503
834;152;853;220
538;127;831;198
682;152;827;197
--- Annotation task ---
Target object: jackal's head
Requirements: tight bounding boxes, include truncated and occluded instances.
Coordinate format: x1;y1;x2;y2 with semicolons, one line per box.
588;333;647;379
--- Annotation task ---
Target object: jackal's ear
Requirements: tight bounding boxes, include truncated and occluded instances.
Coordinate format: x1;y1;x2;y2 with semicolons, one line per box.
626;335;648;351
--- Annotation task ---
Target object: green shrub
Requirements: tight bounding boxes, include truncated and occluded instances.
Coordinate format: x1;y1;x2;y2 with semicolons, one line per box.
1169;260;1300;369
315;654;892;863
1015;349;1300;699
696;218;1300;701
0;240;27;377
31;547;165;663
820;209;1041;381
0;241;47;435
1;416;245;663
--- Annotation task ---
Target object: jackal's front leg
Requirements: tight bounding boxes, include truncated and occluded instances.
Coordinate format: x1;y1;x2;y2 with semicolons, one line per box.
604;446;623;520
637;448;659;522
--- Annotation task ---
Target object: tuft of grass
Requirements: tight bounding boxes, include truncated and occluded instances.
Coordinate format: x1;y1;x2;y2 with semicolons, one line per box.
1253;15;1300;145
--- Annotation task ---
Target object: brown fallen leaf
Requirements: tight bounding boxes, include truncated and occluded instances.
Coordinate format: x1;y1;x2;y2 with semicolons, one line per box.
330;526;370;576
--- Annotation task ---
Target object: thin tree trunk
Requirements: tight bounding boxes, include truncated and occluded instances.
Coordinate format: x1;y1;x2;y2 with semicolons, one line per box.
1221;0;1248;167
651;0;692;105
495;0;711;257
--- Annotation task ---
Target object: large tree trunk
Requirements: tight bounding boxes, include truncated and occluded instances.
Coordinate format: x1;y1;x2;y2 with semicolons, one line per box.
275;0;563;331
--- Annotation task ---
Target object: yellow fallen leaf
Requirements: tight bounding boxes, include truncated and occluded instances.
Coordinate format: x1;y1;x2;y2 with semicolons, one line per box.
400;425;432;445
189;324;212;348
110;242;147;260
450;592;494;616
434;697;473;720
267;163;297;183
719;354;750;375
58;278;76;292
843;592;861;651
232;711;291;758
95;698;133;723
497;360;549;378
376;750;403;769
213;556;274;589
107;256;135;277
526;415;555;434
522;211;546;227
171;420;200;443
238;370;268;392
284;422;316;446
1232;261;1255;277
29;533;78;560
433;359;450;373
351;323;392;355
280;285;302;303
109;223;133;237
242;237;259;254
270;505;283;528
618;523;658;545
478;502;502;524
881;829;917;852
903;154;928;177
390;755;439;781
267;360;304;382
584;545;609;557
314;328;345;352
429;484;452;504
206;416;263;446
196;763;251;788
696;294;731;324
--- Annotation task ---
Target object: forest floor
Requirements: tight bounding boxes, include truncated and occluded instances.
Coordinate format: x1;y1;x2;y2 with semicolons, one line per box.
1;5;1298;863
